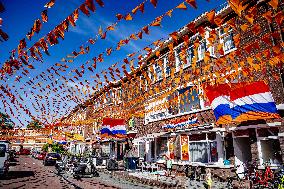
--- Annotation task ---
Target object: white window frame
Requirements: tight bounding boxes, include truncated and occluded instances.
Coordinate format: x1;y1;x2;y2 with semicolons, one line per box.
175;44;184;72
154;63;163;82
189;139;218;164
163;54;171;77
219;25;236;55
197;39;206;61
185;45;194;68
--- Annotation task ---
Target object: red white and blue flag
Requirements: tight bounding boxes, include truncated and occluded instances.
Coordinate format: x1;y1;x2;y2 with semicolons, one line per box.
205;81;280;124
101;118;127;138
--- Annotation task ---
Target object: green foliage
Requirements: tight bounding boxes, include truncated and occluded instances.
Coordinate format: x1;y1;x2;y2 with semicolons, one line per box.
42;142;66;154
0;112;14;129
27;119;43;129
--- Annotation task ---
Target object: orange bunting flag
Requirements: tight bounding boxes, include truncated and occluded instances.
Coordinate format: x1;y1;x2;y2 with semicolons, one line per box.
116;14;123;20
106;48;112;55
139;3;145;13
132;3;144;14
262;11;272;23
130;33;137;40
151;17;162;26
41;10;48;22
268;0;278;9
107;24;116;31
206;10;215;24
137;31;143;39
125;13;133;21
186;22;196;33
80;4;90;16
170;32;178;43
44;0;55;8
27;65;35;69
240;23;249;32
166;10;173;17
186;0;197;9
33;19;42;33
142;26;149;34
85;0;96;12
88;38;96;44
176;2;187;10
150;0;157;8
95;0;104;7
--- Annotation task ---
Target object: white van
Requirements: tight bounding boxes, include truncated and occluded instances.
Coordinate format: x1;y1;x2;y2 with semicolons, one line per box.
0;140;10;176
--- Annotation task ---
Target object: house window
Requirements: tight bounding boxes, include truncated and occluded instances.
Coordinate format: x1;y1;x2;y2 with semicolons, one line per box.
186;46;194;67
154;63;163;81
189;141;218;163
223;32;235;53
167;91;179;115
175;46;184;71
178;86;200;113
197;40;206;61
148;69;154;82
164;55;171;76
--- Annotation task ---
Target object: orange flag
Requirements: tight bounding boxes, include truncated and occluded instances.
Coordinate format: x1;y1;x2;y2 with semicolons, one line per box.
125;13;133;21
206;10;215;24
176;2;187;10
268;0;278;9
186;0;197;9
44;0;55;8
150;0;157;8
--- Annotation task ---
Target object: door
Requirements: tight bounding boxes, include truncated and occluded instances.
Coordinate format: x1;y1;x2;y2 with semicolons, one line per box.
233;137;252;178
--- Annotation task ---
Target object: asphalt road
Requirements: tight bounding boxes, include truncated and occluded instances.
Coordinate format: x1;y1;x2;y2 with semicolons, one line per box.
0;155;119;189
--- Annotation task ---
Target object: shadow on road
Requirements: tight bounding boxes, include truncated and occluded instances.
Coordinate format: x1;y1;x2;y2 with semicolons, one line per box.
0;171;35;180
9;162;20;166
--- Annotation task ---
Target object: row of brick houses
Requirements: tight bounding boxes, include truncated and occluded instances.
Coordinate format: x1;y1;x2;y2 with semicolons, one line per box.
59;0;284;178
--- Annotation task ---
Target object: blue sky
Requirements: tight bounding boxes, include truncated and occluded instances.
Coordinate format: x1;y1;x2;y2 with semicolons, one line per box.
0;0;226;127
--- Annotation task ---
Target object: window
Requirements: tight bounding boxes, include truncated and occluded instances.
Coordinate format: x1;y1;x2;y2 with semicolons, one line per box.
178;86;200;113
175;46;184;71
154;63;163;81
197;40;206;61
148;69;154;82
186;46;194;67
189;141;218;163
223;32;235;53
164;55;171;76
167;91;179;115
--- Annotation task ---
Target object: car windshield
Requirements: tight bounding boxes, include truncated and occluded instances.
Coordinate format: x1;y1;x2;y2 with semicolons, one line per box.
0;144;6;157
47;153;61;159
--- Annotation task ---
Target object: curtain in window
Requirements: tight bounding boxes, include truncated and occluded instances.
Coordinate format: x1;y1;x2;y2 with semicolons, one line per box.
189;142;208;163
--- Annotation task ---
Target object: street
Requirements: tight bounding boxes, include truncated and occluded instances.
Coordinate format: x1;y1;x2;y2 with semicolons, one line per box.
0;156;119;189
0;156;160;189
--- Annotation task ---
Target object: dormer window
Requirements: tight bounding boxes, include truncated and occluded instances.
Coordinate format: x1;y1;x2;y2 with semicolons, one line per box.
175;45;184;71
223;32;235;53
154;63;163;81
186;45;194;67
164;55;171;76
197;40;207;61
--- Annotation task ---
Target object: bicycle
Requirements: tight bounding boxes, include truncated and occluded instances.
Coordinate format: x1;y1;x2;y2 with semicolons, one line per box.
253;162;274;189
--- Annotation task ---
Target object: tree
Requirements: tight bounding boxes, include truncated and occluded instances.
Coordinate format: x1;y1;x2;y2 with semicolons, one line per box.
42;143;66;154
0;112;14;129
27;119;43;129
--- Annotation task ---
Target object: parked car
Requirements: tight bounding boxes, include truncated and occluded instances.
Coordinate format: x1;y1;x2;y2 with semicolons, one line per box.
0;140;10;177
36;152;46;160
43;153;61;166
20;149;31;155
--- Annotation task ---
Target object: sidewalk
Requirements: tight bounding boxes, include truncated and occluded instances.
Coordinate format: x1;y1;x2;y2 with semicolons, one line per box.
108;169;228;189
